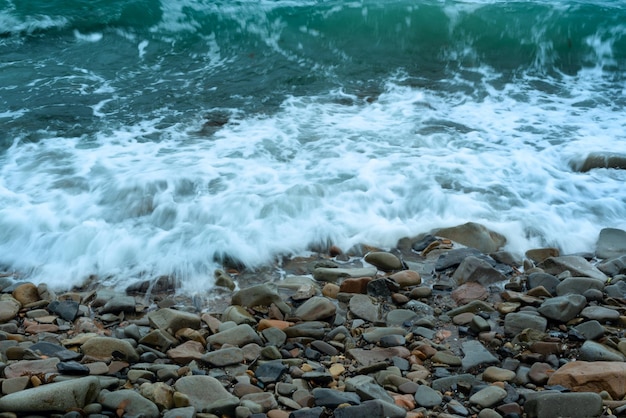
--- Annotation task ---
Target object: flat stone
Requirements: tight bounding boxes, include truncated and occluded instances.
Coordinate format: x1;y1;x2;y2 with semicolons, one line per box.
221;305;257;325
295;296;336;321
537;294;587;322
174;375;239;414
524;392;603;418
483;366;516;383
598;255;626;276
99;389;159;418
447;300;495;317
528;362;553;385
452;256;506;286
101;295;136;314
386;309;419;326
340;277;371;294
333;399;406;418
139;329;178;351
313;267;377;283
556;277;605;296
202;346;244;367
47;300;79;322
364;252;403;271
572;320;604;340
451;282;488;305
596;227;626;259
240;392;278;412
361;327;406;343
431;351;462;367
147;308;201;334
461;340;499;371
579;340;625;362
469;385;507;408
57;361;90;375
435;222;506;253
547;361;626;399
207;324;262;348
525;248;560;264
388;270;421;287
140;382;175;411
312;388;361;408
580;306;620;322
167;340;205;364
0;376;100;413
435;247;486;271
81;337;139;362
348;347;410;366
431;374;479;392
539;256;607;282
414;385;442;407
29;341;81;361
255;360;288;384
345;375;394;404
527;272;559;296
4;357;60;378
231;284;290;312
349;294;379;323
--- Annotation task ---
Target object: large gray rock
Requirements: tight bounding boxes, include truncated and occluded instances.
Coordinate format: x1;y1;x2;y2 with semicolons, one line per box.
469;385;507;408
231;284;290;313
147;308;201;334
349;294;380;323
461;340;499;370
597;255;626;276
174;375;239;414
364;252;403;271
452;256;506;286
556;277;605;296
524;392;603;418
596;228;626;259
99;389;159;418
575;152;626;173
537;294;587;323
579;341;626;362
504;312;547;335
333;399;407;418
81;337;139;363
538;256;607;282
207;323;262;348
435;222;506;253
345;375;395;405
0;376;100;413
0;297;21;323
294;296;336;321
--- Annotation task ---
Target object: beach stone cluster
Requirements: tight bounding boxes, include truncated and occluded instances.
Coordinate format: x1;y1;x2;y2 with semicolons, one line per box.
0;223;624;418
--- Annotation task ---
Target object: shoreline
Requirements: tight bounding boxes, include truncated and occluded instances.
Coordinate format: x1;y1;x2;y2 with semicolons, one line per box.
0;222;624;417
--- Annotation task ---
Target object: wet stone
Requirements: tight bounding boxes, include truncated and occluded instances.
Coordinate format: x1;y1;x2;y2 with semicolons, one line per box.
461;340;499;370
579;340;625;362
312;388;361;408
255;360;288;384
580;306;620;323
414;385;442;408
572;320;604;340
537;294;587;323
57;361;90;375
469;385;507;408
47;300;79;322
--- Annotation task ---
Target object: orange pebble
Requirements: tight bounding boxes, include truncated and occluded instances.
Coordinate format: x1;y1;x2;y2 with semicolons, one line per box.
257;319;293;331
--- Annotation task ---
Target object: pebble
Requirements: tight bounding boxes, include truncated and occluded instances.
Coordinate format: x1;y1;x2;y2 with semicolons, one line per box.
0;223;622;418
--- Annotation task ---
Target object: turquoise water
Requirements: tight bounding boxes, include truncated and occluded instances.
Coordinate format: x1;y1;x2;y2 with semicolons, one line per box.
1;0;625;292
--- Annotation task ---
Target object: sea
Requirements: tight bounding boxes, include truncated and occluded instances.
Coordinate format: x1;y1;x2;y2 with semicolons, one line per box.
1;0;625;293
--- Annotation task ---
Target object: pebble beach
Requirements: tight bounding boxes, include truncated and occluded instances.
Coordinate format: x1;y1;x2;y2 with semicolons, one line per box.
0;222;625;418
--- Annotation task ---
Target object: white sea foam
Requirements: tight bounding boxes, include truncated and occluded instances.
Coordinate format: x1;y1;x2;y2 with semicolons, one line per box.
1;61;625;294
